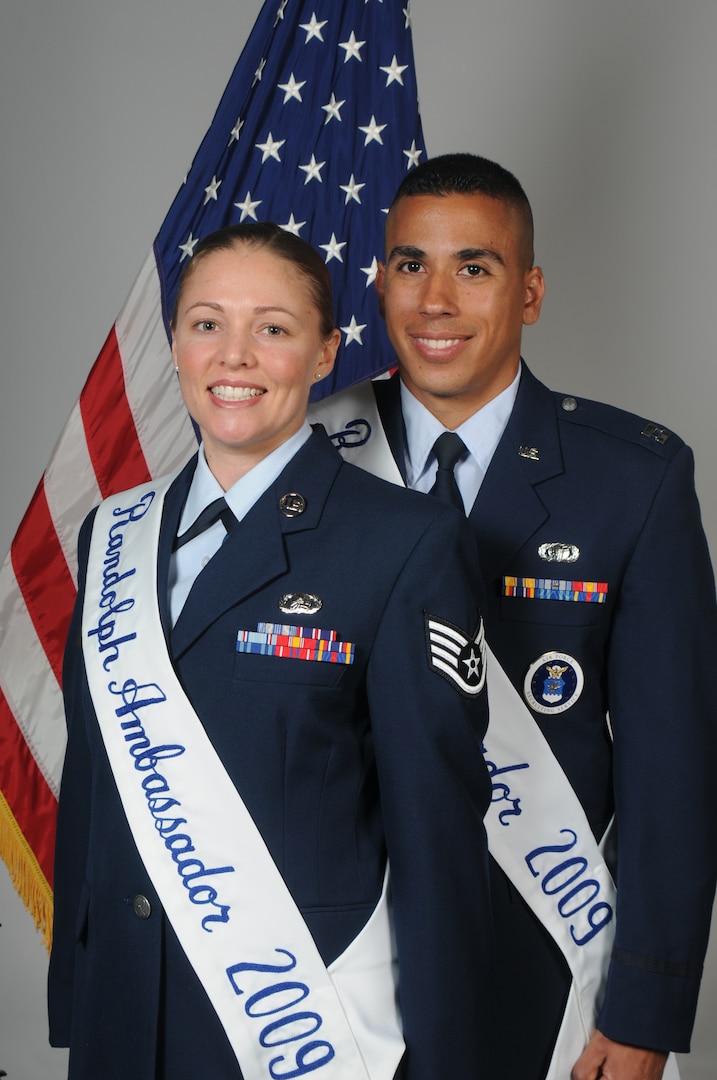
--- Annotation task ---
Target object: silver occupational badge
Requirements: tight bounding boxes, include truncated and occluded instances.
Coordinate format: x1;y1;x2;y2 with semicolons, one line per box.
538;541;580;564
278;493;306;517
278;592;323;615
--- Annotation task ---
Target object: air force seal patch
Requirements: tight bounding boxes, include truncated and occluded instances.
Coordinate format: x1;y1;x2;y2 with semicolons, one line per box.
425;614;487;697
524;651;584;714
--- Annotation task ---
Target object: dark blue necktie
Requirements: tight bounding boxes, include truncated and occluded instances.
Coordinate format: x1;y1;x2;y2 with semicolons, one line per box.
173;497;238;551
429;431;466;511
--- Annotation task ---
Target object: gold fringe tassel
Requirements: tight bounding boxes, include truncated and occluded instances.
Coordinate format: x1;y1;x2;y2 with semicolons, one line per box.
0;789;53;953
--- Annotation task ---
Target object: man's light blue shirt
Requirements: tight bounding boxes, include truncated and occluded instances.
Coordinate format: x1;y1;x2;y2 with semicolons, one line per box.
400;366;521;513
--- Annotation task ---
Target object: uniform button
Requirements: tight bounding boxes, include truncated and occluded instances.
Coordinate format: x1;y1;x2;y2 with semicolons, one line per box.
561;396;578;412
133;894;152;919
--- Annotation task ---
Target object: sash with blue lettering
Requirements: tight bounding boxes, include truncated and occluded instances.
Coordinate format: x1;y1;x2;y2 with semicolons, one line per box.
81;475;404;1080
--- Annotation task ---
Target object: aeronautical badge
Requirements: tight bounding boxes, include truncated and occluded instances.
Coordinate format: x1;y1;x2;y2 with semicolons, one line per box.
537;541;580;564
278;592;323;615
425;614;486;697
524;651;584;715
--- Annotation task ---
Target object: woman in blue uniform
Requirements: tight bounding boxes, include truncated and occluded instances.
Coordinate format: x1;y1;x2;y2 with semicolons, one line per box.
49;223;493;1079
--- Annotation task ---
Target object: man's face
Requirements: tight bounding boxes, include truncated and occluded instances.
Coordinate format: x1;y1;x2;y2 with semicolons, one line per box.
376;192;544;427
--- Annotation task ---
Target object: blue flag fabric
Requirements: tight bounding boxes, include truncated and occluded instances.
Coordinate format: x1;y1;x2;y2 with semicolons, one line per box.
155;0;425;400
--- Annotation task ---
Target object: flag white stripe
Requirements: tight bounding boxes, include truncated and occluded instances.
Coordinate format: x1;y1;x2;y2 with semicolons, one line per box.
0;559;66;795
44;403;101;587
117;253;196;478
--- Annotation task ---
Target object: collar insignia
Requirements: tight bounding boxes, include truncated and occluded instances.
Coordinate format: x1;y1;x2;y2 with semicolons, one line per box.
278;492;306;517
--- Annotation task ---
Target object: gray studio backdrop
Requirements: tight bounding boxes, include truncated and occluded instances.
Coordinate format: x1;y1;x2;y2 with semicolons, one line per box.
1;1;715;1077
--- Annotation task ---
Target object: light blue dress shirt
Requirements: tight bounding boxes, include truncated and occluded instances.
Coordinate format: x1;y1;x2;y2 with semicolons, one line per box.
168;422;313;625
400;367;521;513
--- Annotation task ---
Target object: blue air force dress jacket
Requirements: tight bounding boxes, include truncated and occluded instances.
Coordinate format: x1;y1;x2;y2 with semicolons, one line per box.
48;428;493;1080
314;364;717;1077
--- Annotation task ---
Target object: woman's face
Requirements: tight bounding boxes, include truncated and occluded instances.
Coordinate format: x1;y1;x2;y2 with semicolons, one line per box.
172;244;339;487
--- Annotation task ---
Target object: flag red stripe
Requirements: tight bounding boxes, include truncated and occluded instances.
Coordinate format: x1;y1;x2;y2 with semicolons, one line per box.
0;690;57;887
80;327;151;497
11;480;77;686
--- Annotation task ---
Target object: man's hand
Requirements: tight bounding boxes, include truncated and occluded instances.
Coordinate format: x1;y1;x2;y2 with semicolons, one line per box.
571;1030;667;1080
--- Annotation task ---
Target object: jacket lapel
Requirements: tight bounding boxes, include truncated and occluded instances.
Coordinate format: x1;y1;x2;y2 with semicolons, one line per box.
373;375;409;484
170;430;342;659
372;366;565;584
157;456;196;643
470;363;564;583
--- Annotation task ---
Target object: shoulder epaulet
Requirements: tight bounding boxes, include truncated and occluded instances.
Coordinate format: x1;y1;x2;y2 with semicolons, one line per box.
552;391;686;459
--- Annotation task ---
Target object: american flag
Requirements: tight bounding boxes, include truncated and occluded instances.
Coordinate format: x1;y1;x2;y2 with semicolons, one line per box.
0;0;424;946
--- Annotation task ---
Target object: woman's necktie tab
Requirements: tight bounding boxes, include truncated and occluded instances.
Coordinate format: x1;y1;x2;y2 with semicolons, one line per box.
173;497;238;550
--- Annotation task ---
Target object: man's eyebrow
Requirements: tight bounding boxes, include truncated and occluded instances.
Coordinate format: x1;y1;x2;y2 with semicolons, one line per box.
386;244;425;263
386;244;506;268
456;247;506;267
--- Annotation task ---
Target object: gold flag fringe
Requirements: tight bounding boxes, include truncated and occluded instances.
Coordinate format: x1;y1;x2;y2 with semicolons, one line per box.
0;789;53;952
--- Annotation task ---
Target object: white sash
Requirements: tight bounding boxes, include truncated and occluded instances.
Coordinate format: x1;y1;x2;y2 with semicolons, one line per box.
310;383;405;488
483;650;614;1078
310;384;681;1078
81;476;405;1080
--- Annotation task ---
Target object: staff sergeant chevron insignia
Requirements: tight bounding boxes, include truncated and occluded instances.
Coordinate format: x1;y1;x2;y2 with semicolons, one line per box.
425;614;487;697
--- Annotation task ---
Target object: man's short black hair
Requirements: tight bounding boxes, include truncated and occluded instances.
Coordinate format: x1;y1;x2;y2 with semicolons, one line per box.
391;152;535;266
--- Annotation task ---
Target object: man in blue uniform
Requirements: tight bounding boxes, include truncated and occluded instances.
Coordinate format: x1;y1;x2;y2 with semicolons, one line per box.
310;153;717;1080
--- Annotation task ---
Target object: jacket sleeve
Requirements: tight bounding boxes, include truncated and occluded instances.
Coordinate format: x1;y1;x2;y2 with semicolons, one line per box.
47;513;94;1046
365;503;494;1078
598;443;717;1051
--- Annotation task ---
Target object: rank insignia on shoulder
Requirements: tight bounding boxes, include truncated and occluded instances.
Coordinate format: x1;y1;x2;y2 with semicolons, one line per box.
524;651;584;714
641;422;673;445
425;614;486;697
